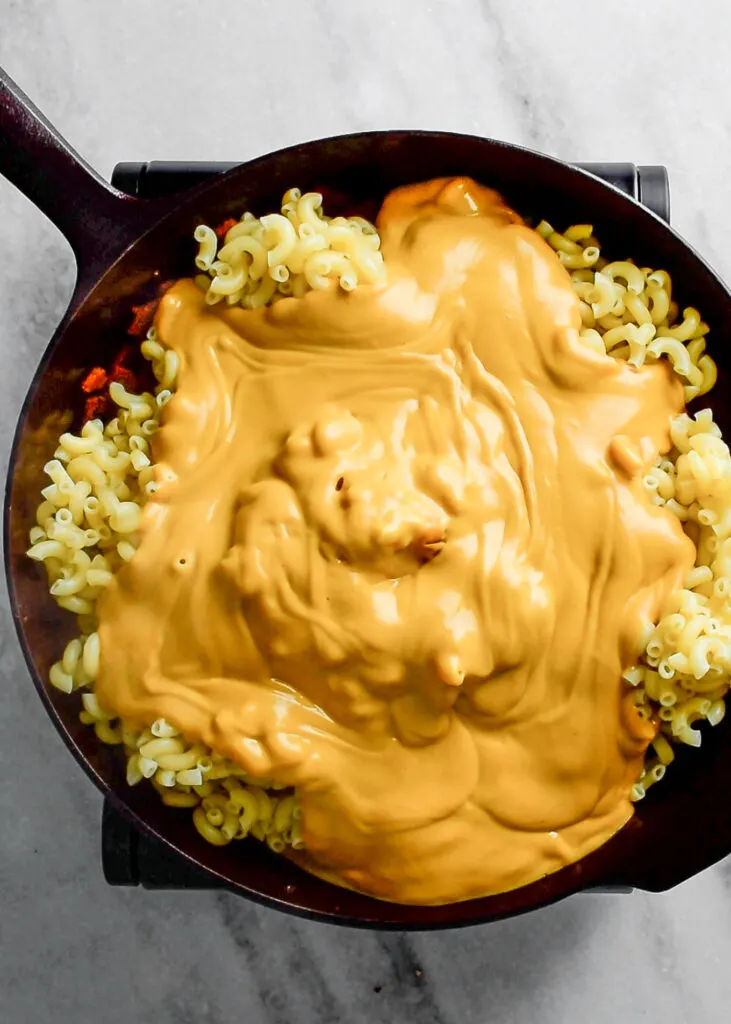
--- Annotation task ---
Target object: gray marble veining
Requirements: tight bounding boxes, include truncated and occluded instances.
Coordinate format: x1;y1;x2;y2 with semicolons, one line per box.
1;1;731;1021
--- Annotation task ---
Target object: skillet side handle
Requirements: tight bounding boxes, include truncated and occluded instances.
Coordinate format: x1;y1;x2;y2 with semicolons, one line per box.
0;67;162;294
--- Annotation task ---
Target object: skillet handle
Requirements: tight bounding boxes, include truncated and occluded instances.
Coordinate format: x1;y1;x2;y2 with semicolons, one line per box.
0;66;162;292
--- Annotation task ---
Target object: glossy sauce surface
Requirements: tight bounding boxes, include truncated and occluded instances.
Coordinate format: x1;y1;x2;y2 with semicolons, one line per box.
96;178;694;904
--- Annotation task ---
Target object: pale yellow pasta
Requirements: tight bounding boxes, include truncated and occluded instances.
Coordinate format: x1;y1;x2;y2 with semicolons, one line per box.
58;430;101;457
161;790;200;808
95;721;122;745
195;187;385;309
651;732;676;765
627;398;731;782
116;539;137;562
303;249;352;290
698;355;717;396
647;336;700;383
226;786;259;831
603;260;645;294
207;261;247;297
26;316;304;855
156;747;207;772
150;717;179;739
244;274;277;310
589;271;618;318
542;220;726;800
261;213;298;265
624;291;653;326
67;454;108;490
274;794;297;834
193;806;231;846
564;223;593;243
27;539;66;562
81;691;113;721
296;192;329;231
155;768;177;788
291;821;304;850
708;700;726;727
536;220;579;254
138;737;185;761
108;501;141;534
557;246;600;270
50;573;86;598
193;225;218;271
578;328;605;356
658;306;705;342
49;662;74;694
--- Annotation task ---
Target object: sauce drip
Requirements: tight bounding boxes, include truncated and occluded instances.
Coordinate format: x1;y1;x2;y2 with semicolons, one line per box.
97;178;694;904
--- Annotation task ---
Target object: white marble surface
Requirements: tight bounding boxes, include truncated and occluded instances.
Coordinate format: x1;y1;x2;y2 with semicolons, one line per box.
2;1;731;1021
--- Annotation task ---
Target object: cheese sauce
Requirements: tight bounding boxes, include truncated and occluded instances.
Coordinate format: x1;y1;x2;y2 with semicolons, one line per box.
96;178;694;904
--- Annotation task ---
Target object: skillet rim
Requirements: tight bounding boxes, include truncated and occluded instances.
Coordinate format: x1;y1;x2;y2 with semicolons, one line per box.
5;129;731;928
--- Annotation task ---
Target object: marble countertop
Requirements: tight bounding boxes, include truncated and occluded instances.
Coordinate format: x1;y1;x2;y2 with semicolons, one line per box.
1;2;730;1021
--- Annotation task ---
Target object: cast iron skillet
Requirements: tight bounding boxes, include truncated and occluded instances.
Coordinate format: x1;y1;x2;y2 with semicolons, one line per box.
2;66;731;929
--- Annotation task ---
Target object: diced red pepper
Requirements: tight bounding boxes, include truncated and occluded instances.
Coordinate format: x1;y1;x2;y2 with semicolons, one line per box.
214;217;237;240
112;344;135;370
109;366;137;391
82;281;176;425
81;367;108;393
127;280;175;337
83;394;110;424
128;300;159;338
156;279;176;298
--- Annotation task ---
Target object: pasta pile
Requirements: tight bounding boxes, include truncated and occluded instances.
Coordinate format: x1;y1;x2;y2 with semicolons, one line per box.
627;410;730;798
26;195;730;855
193;188;386;308
537;220;716;403
27;329;302;852
27;187;390;850
540;221;727;800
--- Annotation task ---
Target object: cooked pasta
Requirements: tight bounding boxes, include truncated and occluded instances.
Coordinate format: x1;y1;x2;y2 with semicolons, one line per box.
194;188;386;308
537;219;712;401
27;196;728;858
540;220;726;798
28;323;300;850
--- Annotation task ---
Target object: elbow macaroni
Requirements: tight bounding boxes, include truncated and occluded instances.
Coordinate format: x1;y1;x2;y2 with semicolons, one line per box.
194;188;386;309
539;219;715;401
27;203;728;853
540;223;727;800
625;404;731;787
29;318;301;853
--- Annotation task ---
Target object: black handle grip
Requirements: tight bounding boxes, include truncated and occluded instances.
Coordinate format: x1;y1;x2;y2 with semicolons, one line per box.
102;799;226;891
0;66;160;294
577;163;669;222
637;165;670;223
112;160;670;224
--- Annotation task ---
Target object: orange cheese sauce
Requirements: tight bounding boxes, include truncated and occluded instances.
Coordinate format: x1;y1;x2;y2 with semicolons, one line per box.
96;178;695;904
